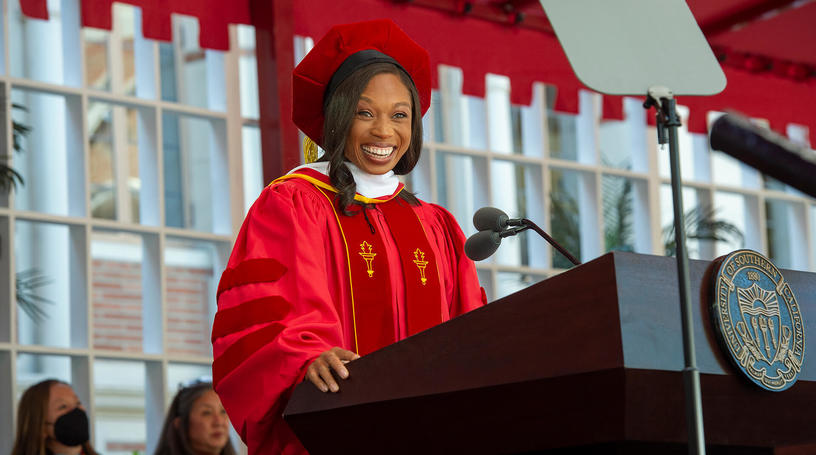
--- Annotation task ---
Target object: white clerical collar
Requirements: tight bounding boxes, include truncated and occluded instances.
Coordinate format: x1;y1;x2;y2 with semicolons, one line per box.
289;162;399;199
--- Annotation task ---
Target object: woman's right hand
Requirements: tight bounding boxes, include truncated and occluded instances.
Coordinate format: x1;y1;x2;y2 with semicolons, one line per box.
306;347;360;393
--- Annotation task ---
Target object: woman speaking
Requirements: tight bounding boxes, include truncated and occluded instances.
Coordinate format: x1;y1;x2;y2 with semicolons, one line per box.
212;19;485;454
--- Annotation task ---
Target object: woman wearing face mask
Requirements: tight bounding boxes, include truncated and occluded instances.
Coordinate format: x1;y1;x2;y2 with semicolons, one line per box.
11;379;99;455
154;381;237;455
212;19;486;454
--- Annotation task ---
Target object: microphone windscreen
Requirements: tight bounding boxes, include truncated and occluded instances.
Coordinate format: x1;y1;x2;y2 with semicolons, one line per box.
464;230;502;261
710;113;816;198
473;207;509;232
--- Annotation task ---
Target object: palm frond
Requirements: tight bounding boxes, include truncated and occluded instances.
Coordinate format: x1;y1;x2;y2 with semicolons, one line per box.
663;204;745;256
603;177;634;251
16;268;54;323
0;160;25;191
12;103;32;154
549;185;581;269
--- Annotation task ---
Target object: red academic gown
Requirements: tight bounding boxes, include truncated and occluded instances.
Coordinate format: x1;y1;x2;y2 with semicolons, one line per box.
212;169;486;454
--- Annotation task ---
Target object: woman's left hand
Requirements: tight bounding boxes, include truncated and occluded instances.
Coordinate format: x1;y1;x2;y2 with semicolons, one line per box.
305;347;360;393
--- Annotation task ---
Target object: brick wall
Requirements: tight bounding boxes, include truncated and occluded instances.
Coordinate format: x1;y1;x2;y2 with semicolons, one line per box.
92;260;213;356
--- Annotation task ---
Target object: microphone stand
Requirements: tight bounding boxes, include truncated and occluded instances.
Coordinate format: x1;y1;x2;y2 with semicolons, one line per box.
644;86;706;455
500;220;581;267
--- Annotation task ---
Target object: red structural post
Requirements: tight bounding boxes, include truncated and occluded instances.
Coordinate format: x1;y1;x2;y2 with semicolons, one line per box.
252;0;300;183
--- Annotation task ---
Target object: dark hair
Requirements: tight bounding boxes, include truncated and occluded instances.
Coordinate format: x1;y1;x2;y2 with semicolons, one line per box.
12;379;100;455
154;381;237;455
319;61;423;214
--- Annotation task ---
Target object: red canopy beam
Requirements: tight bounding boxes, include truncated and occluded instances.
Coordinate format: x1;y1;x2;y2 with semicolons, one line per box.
394;0;554;33
698;0;800;38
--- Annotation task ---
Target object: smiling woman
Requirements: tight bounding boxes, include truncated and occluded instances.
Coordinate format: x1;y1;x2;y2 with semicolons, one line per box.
212;19;487;455
344;72;413;176
11;380;100;455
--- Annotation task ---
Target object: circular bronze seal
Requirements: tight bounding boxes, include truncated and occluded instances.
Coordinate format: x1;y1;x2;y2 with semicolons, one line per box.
711;250;805;391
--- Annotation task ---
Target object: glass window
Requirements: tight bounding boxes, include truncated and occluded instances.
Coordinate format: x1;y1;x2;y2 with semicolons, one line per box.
167;363;212;397
712;191;756;257
237;25;259;119
0;217;9;343
477;269;493;303
766;199;807;270
162;112;230;233
164;238;228;357
88;102;117;219
83;4;143;96
159;15;225;111
16;353;73;397
602;175;650;254
90;230;146;352
548;88;597;164
11;89;86;217
9;0;82;86
437;66;487;149
660;185;718;260
496;272;546;300
93;359;147;455
491;160;546;268
547;109;578;161
87;101;156;224
84;27;110;91
435;152;488;236
599;98;648;172
0;3;6;75
242;125;263;213
510;88;547;158
486;74;512;154
15;220;87;349
431;90;444;144
658;106;707;181
549;168;594;268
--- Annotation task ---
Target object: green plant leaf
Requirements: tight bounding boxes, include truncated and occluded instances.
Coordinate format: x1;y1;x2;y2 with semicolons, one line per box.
16;268;54;323
663;204;744;257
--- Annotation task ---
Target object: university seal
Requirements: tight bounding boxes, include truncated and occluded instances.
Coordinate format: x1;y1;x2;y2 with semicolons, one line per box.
711;249;805;391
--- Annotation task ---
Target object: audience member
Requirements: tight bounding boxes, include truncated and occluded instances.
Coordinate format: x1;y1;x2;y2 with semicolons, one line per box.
154;381;236;455
11;379;100;455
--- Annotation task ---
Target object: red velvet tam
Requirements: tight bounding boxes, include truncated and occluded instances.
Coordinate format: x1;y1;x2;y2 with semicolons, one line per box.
292;19;431;147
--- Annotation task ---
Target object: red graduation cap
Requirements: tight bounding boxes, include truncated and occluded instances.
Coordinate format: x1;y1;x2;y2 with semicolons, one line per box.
292;19;432;147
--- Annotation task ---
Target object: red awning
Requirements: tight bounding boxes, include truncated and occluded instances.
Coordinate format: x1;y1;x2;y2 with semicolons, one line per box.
291;0;816;136
18;0;251;50
18;0;816;137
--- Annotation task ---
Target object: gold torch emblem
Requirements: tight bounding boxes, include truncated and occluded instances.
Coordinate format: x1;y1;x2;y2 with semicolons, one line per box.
359;241;376;278
413;248;429;285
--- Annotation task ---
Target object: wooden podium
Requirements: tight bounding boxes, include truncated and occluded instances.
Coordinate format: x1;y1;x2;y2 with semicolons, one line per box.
283;252;816;454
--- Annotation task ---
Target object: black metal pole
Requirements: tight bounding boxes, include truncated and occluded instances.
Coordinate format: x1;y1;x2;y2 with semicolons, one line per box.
661;96;706;455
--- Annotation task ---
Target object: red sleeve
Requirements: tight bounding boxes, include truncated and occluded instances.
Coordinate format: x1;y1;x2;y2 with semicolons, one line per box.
211;181;342;454
421;202;488;317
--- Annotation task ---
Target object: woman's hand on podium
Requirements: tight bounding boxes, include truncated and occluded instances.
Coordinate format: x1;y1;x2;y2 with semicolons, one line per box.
306;347;360;393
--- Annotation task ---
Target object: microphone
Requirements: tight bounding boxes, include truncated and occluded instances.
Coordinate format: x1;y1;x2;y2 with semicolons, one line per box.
464;230;502;261
464;207;581;266
473;207;524;232
710;113;816;199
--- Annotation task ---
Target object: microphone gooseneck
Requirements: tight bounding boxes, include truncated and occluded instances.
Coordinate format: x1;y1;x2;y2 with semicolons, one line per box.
465;207;581;266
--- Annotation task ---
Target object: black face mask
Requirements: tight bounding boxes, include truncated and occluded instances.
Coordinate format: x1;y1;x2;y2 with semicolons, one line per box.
53;407;89;447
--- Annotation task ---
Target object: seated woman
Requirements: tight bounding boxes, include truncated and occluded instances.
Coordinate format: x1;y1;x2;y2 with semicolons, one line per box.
212;19;486;454
154;381;237;455
11;379;100;455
